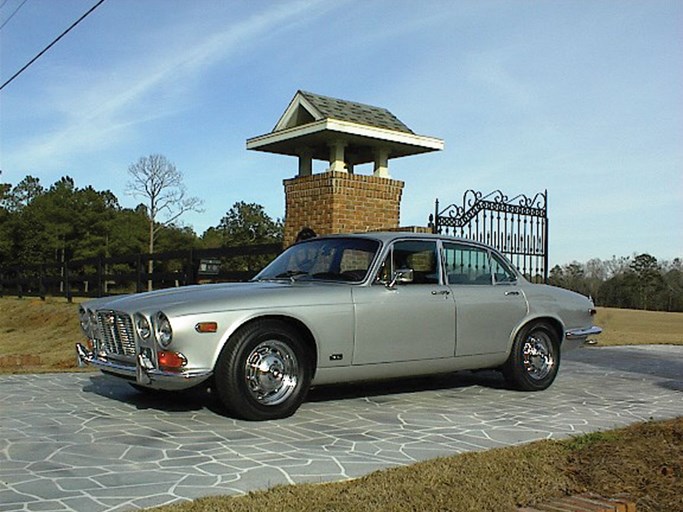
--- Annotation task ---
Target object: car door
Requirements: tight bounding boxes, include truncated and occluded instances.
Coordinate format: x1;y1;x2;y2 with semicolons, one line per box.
352;239;456;364
443;242;528;356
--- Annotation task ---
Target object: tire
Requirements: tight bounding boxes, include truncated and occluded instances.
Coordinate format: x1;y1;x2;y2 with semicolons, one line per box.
502;322;560;391
214;319;312;420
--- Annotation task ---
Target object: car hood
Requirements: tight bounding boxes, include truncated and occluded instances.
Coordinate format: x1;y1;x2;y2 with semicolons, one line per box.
82;281;352;317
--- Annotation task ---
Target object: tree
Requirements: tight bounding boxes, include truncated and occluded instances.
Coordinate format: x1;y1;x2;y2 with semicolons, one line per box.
0;170;11;207
662;258;683;312
1;176;50;266
548;261;589;296
630;253;665;310
205;202;283;272
126;154;203;290
0;171;12;261
216;201;283;246
1;175;44;212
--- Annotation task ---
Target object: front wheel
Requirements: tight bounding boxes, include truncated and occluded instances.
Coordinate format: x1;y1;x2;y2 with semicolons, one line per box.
214;319;312;420
502;322;560;391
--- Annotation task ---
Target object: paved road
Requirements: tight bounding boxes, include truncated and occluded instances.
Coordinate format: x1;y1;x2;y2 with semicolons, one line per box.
1;344;682;512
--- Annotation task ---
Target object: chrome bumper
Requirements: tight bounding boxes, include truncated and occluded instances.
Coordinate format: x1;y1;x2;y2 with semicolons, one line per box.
76;343;213;390
565;326;603;340
563;325;602;351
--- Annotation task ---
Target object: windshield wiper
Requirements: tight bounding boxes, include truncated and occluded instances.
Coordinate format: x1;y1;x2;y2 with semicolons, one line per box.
273;270;310;282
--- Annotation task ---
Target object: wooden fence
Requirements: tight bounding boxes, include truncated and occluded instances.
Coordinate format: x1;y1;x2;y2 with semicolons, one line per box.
0;243;283;302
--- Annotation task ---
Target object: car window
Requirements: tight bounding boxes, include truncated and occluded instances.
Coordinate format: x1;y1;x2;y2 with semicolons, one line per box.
255;238;380;282
491;253;517;283
376;240;439;284
443;243;492;285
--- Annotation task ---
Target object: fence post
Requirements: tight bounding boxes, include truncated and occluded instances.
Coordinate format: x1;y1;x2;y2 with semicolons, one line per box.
136;254;143;293
543;189;549;284
17;269;23;299
97;256;104;297
39;264;46;301
64;259;72;303
432;198;439;234
187;249;195;285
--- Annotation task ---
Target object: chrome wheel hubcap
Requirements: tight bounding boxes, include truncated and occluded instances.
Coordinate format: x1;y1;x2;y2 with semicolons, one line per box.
244;340;298;406
522;332;555;381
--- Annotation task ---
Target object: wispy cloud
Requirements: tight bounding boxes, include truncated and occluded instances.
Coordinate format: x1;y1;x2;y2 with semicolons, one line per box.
6;0;335;171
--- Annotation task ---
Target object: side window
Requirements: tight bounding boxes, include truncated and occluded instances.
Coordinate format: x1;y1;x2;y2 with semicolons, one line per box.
376;240;439;284
339;249;374;281
443;243;492;285
491;253;517;283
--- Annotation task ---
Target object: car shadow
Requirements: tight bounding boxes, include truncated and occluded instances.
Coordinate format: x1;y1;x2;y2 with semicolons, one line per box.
306;369;508;403
82;374;219;413
565;345;683;381
81;369;509;416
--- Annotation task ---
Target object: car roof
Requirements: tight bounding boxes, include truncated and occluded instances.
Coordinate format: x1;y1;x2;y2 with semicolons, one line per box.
311;231;481;245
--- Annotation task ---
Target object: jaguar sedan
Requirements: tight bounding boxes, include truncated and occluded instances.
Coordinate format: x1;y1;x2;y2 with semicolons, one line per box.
76;232;601;420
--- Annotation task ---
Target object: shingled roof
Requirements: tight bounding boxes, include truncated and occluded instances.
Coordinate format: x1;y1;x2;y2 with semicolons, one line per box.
247;90;443;169
287;91;414;134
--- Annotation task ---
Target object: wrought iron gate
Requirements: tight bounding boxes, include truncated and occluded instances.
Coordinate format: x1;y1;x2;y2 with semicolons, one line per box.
429;189;548;282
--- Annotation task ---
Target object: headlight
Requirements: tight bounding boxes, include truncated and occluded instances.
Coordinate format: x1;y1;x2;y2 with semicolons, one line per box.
155;311;173;347
88;310;97;338
79;307;97;338
134;313;152;340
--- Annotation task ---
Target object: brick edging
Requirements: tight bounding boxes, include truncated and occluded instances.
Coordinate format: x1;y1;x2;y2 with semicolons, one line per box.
518;493;636;512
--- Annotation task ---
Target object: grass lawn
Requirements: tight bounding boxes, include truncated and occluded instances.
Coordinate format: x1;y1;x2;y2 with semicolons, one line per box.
1;296;681;511
0;296;84;373
594;307;683;346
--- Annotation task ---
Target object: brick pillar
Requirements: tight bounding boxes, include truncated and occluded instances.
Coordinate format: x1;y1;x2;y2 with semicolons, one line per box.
283;171;405;246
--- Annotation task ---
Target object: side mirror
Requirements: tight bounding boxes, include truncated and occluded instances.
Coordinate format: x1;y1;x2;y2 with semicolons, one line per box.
388;268;414;288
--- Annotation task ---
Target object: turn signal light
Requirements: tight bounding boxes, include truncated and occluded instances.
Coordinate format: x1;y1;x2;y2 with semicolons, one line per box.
195;322;218;333
158;351;187;370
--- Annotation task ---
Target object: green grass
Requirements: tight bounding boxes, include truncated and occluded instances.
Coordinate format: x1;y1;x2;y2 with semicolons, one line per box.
0;296;85;373
594;307;683;346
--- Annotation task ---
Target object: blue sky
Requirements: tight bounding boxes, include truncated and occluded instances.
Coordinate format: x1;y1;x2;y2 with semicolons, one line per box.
1;0;681;266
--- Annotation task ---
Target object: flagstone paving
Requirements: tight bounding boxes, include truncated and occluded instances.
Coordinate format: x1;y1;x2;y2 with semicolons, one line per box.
1;344;682;512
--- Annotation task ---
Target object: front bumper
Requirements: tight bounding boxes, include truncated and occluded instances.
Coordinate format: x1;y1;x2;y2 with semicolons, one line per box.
76;343;213;390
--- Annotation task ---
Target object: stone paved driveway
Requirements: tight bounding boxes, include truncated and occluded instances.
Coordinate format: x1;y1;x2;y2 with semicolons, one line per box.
1;344;682;512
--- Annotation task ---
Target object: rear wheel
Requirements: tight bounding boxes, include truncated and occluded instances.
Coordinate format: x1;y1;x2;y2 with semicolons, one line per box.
502;322;560;391
214;319;311;420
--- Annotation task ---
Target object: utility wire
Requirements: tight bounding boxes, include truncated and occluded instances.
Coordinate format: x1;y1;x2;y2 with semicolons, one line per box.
0;0;106;92
0;0;29;31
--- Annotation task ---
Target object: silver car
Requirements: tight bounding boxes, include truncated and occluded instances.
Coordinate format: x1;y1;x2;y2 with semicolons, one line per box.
76;232;601;420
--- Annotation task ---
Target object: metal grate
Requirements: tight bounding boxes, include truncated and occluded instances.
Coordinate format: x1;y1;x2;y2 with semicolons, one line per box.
95;310;136;356
429;189;549;283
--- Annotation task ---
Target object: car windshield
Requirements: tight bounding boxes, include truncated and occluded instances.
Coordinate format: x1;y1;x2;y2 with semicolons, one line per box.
255;237;380;283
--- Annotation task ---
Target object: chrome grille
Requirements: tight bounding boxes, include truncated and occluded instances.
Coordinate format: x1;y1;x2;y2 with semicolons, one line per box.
95;310;136;357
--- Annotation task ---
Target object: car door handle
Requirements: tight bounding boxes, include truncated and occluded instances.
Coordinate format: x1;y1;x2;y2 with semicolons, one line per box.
505;290;520;296
431;290;451;296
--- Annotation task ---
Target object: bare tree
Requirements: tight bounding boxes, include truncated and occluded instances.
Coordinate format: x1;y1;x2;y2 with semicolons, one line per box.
126;154;203;290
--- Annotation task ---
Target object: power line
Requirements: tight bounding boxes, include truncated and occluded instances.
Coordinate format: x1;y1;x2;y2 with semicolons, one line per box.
0;0;29;31
0;0;106;92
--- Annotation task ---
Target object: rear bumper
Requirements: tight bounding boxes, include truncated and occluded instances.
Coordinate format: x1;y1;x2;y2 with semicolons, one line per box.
76;343;213;390
563;325;602;351
565;326;603;339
